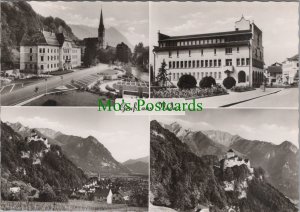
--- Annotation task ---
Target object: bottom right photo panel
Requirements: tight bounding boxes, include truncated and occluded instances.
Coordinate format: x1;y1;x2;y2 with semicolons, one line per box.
150;109;298;212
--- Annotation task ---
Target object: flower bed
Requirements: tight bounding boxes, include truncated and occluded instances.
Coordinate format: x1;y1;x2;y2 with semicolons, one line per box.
151;87;227;98
231;86;255;92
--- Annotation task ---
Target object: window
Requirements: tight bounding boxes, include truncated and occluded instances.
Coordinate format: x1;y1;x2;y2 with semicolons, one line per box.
197;60;200;67
225;59;232;66
169;51;172;58
237;58;240;66
192;60;195;68
225;48;232;54
43;48;45;53
241;58;245;66
210;72;213;76
209;60;212;67
177;51;179;57
30;64;32;69
201;49;204;56
181;61;183;68
201;72;204;78
169;61;172;68
177;73;179;80
188;61;191;68
30;56;33;61
184;61;187;68
201;60;204;67
189;50;191;57
237;47;239;53
218;59;221;67
214;60;217;67
173;73;176;80
47;64;49;68
51;64;53;68
177;61;179;68
246;58;250;65
219;72;221;79
30;48;32;53
214;49;217;55
41;56;44;61
173;61;176;68
39;48;42;53
205;60;208;67
214;72;217;79
41;65;44;70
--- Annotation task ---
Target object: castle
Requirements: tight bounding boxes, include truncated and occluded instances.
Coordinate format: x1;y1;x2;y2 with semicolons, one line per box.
221;149;253;173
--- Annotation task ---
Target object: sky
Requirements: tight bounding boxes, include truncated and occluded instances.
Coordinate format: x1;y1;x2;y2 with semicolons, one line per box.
2;107;149;162
29;1;149;46
153;109;299;147
150;1;298;66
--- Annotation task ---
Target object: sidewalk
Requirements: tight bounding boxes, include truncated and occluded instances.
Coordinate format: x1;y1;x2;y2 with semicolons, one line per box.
186;88;282;108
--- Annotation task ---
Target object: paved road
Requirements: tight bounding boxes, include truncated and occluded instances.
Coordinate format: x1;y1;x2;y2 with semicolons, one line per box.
1;63;108;106
231;87;298;108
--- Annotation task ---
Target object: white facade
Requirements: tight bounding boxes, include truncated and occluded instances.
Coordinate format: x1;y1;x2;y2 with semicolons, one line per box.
153;17;264;87
282;55;299;84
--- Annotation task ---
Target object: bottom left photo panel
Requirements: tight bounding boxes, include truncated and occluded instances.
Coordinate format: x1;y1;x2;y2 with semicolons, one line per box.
1;107;149;211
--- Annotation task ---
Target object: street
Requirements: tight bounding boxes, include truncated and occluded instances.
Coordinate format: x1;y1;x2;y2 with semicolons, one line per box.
1;64;108;106
231;87;298;108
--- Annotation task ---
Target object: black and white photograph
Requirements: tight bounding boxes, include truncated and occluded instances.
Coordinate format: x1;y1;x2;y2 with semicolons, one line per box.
150;2;298;108
1;107;149;211
150;109;298;211
1;1;149;106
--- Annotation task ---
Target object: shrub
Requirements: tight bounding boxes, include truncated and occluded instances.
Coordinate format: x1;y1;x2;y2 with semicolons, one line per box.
199;76;216;88
223;76;236;89
177;74;197;89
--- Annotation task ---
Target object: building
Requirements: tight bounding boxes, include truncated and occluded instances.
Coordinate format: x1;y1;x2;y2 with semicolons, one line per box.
153;16;264;87
282;54;299;84
265;62;282;85
20;30;81;74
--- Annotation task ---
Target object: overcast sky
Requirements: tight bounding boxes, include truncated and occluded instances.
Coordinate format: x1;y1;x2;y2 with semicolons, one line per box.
2;107;149;162
29;1;149;46
150;1;298;66
153;109;298;147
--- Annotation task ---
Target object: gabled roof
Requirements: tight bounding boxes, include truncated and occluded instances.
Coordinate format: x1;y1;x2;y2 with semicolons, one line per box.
267;66;282;74
94;188;110;198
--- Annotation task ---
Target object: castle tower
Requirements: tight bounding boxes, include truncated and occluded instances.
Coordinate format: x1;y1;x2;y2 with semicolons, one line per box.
98;8;105;49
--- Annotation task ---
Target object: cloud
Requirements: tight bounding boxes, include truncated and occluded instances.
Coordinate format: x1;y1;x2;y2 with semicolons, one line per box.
166;20;204;34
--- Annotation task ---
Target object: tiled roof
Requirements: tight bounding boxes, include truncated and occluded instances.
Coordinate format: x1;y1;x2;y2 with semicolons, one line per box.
267;66;282;74
43;31;59;46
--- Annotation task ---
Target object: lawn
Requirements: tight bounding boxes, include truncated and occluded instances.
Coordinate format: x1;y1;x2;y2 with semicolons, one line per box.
1;200;147;211
49;70;73;75
25;90;108;106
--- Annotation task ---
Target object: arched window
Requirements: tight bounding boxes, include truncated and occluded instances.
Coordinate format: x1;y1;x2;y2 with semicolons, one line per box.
238;71;246;83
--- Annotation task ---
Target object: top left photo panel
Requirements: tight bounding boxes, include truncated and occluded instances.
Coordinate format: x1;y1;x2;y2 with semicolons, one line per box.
1;1;150;106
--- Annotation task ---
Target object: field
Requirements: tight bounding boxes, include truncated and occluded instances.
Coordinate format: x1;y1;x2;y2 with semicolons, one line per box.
1;200;147;211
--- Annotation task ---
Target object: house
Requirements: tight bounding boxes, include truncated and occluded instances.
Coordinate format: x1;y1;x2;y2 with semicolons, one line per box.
94;188;113;204
20;30;81;74
282;54;299;84
266;62;282;84
153;16;264;87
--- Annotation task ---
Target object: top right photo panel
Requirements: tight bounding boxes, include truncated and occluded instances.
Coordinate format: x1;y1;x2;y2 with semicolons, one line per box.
149;1;298;109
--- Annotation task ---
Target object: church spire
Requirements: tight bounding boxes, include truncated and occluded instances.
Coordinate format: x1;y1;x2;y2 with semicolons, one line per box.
98;7;105;48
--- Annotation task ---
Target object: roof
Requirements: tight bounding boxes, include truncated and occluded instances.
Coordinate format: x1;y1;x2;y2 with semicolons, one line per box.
287;54;299;61
228;149;234;153
158;30;252;42
43;31;59;46
267;66;282;74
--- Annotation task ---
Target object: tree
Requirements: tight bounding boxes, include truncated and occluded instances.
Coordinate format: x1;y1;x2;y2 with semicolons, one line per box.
199;76;216;88
116;42;131;63
156;60;169;87
223;76;236;89
39;184;56;202
177;74;197;89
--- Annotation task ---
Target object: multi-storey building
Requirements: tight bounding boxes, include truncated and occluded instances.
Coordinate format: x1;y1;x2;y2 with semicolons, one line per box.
282;54;299;84
153;16;264;87
20;30;81;74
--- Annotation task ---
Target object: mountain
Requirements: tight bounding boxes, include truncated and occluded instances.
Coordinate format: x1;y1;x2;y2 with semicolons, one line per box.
160;122;299;200
1;1;77;70
1;122;87;199
7;122;131;176
123;156;149;175
150;120;297;211
69;24;134;50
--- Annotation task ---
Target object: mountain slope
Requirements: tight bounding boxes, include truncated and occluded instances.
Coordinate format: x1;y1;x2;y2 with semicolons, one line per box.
7;122;131;176
69;24;133;49
1;122;87;196
123;156;149;175
150;120;297;211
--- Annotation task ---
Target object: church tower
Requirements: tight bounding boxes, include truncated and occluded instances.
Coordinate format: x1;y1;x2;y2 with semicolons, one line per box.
98;8;105;49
